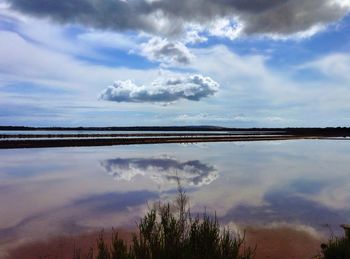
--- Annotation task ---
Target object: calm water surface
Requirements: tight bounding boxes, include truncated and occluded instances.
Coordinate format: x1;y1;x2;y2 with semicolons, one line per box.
0;140;349;252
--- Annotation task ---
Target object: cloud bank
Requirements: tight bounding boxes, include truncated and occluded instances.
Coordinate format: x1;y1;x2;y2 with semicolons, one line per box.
6;0;350;38
100;156;219;187
99;74;219;103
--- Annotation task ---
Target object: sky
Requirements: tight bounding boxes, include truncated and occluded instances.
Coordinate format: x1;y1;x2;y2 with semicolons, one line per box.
1;0;350;127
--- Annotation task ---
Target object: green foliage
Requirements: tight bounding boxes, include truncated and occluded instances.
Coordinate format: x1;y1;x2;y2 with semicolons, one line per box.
78;186;255;259
317;225;350;259
110;231;131;259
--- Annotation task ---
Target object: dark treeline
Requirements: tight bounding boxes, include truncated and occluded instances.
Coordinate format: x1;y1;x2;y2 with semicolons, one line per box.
0;125;226;131
1;126;350;136
284;127;350;137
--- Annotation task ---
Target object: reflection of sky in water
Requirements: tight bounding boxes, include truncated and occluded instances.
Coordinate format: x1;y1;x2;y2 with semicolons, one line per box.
100;156;218;187
1;140;350;251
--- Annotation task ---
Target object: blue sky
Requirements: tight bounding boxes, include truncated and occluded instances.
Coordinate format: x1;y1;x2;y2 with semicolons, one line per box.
1;0;350;127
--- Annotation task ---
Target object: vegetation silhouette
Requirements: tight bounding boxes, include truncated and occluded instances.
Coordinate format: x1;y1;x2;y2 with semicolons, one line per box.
315;225;350;259
73;183;255;259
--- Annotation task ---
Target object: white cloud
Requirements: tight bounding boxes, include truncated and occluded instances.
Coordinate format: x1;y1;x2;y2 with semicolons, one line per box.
208;18;243;40
99;74;219;103
182;29;208;44
140;37;194;65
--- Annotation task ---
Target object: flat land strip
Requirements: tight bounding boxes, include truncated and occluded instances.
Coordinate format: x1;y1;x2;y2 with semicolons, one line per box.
0;134;327;149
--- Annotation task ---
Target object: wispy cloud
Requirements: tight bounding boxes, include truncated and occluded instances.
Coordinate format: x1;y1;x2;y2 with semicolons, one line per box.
175;113;287;124
299;53;350;81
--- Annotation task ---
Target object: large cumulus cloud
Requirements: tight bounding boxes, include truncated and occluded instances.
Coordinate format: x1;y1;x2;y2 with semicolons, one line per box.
5;0;350;38
99;74;219;103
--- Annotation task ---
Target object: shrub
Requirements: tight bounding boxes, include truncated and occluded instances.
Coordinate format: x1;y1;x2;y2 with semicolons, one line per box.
317;224;350;259
80;184;255;259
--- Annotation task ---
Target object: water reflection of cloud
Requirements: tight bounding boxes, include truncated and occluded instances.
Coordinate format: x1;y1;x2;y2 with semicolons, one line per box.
2;141;350;254
100;156;218;187
222;186;350;232
0;190;158;254
73;190;158;214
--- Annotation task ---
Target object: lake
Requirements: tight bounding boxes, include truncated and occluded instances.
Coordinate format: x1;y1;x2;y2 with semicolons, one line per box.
0;139;349;256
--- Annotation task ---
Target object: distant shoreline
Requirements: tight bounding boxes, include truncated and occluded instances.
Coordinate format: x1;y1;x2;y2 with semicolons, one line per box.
1;126;349;149
1;125;232;131
0;135;347;149
1;125;349;135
